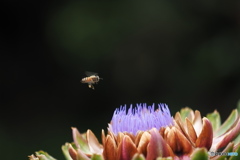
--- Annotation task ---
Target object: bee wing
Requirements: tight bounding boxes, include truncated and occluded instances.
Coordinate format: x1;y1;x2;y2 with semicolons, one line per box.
85;71;98;76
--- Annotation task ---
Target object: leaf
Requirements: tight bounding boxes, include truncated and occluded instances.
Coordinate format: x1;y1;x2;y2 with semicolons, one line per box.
215;110;238;137
117;135;138;160
103;135;117;160
229;145;240;160
195;118;213;150
233;133;240;144
146;128;170;160
131;154;146;160
35;151;56;160
87;130;103;154
72;127;91;154
179;107;194;121
62;143;75;160
210;118;240;151
91;154;104;160
213;143;234;160
206;110;221;132
190;148;208;160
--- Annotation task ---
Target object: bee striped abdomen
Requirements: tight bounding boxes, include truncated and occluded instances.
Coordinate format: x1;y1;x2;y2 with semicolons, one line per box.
81;77;93;83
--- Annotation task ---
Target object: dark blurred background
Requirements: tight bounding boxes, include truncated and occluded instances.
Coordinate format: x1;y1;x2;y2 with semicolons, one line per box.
1;0;240;159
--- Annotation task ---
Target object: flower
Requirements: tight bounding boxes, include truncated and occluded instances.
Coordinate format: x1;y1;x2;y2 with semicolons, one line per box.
29;103;240;160
108;103;173;135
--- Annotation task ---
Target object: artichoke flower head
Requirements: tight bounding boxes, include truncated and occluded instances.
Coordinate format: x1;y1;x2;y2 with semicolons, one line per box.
29;103;240;160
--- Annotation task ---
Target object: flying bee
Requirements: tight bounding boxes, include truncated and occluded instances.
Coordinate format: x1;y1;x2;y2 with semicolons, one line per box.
81;71;102;90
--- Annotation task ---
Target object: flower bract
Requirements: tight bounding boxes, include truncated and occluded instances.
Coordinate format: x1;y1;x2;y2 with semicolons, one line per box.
29;103;240;160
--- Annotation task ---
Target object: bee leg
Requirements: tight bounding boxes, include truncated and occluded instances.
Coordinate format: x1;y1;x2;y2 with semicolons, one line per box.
88;84;94;90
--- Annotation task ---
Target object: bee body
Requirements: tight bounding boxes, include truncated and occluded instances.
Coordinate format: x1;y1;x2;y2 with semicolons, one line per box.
81;75;100;84
81;72;102;89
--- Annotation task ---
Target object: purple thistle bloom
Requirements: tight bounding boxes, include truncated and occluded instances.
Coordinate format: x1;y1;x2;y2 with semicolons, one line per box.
108;103;173;135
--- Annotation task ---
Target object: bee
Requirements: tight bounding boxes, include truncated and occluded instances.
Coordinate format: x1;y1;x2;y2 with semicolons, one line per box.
81;71;102;90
